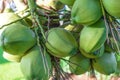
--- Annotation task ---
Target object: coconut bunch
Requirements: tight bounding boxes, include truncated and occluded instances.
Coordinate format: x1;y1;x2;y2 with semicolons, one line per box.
0;0;120;80
58;0;120;78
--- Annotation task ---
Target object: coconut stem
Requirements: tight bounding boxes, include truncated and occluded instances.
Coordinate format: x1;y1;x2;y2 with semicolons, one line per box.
89;59;97;80
27;0;46;41
99;0;109;41
0;13;30;29
27;1;52;79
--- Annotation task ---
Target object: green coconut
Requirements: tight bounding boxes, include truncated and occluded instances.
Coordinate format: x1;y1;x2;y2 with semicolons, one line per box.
79;19;106;53
71;0;102;25
102;0;120;18
0;23;36;55
93;52;117;75
45;28;78;58
69;53;90;75
20;45;52;80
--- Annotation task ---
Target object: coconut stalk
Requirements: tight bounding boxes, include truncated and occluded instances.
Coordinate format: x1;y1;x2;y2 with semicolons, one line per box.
100;0;120;55
27;0;52;79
